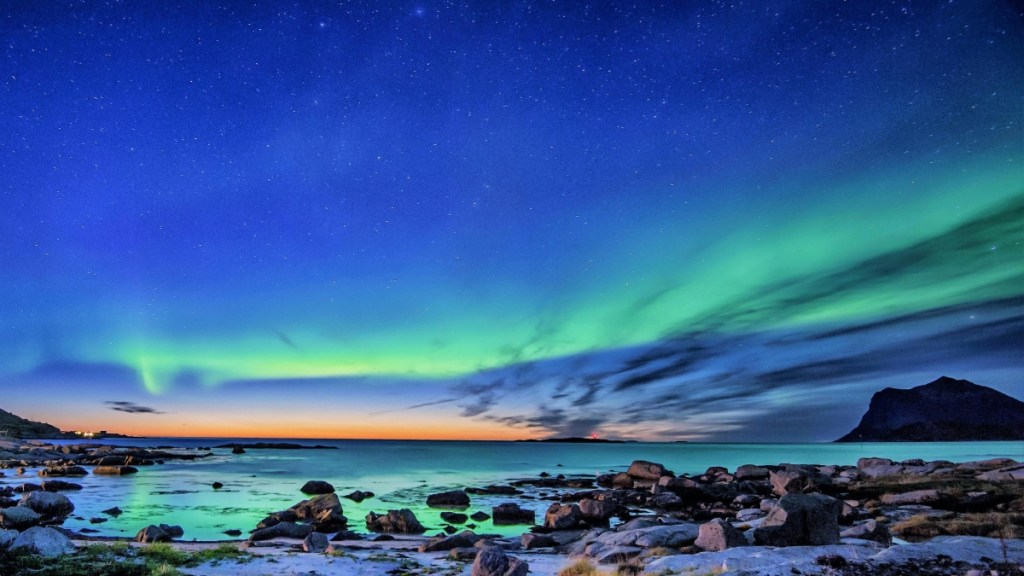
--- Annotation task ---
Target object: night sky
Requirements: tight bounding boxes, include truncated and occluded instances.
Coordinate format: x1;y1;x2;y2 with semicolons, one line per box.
1;1;1022;441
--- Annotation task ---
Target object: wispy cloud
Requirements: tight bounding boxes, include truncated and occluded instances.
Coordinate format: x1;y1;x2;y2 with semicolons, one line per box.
105;401;164;414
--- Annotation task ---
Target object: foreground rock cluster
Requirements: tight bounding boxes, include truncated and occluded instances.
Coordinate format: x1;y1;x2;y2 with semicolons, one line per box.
0;437;1021;576
230;455;1023;575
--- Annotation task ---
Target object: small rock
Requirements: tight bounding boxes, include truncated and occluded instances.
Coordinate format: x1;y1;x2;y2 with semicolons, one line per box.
365;509;425;533
300;480;335;495
135;525;171;543
102;506;123;517
343;490;372;502
470;511;491;522
471;545;529;576
441;511;469;524
93;465;139;475
231;447;246;454
303;532;329;553
223;529;242;537
695;518;748;551
492;503;534;525
248;521;314;541
212;482;224;489
544;503;582;530
521;533;556;549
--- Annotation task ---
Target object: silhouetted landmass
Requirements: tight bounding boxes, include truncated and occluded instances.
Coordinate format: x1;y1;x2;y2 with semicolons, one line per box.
215;442;339;450
837;376;1024;442
517;437;633;443
0;407;63;438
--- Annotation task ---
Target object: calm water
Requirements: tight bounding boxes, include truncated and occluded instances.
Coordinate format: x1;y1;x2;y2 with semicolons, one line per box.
22;439;1023;541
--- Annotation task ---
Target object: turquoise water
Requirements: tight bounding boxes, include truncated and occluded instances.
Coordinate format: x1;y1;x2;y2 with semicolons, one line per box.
24;439;1023;541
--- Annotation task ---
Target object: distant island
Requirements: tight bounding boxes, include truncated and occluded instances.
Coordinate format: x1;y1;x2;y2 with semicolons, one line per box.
0;407;128;440
837;376;1024;442
517;437;633;443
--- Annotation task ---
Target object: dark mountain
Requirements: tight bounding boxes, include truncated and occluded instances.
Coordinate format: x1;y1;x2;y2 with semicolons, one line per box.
837;376;1024;442
0;407;63;438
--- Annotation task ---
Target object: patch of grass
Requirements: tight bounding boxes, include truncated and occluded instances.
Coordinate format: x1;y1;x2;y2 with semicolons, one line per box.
137;543;189;567
892;512;1024;542
615;555;645;576
190;543;249;565
0;547;150;576
558;558;601;576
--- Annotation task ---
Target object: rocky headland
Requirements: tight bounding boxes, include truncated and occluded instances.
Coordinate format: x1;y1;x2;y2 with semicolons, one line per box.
0;438;1022;575
838;376;1024;442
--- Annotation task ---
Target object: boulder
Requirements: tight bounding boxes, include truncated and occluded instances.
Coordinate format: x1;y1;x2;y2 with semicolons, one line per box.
248;521;314;541
0;506;41;530
470;511;491;522
231;447;246;454
10;526;75;557
329;530;363;541
300;480;335;495
135;525;171;543
769;466;830;496
40;480;82;492
578;498;618;523
419;530;479;552
19;491;74;518
441;511;468;524
0;529;17;548
544;503;582;530
289;493;347;531
734;464;769;479
38;466;87;477
491;503;534;525
302;532;329;553
93;465;138;475
450;546;480;561
694;518;747;551
471;545;529;576
857;457;904;479
159;524;184;538
753;493;842;546
102;506;123;517
365;509;426;533
627;460;670;480
840;519;891;544
879;489;941;506
427;490;471;508
521;533;556;549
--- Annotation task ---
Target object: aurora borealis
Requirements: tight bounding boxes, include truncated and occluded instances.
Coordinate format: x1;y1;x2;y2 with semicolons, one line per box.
1;1;1022;441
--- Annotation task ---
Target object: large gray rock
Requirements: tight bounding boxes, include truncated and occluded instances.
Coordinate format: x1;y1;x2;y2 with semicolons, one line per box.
578;498;618;523
19;491;74;518
627;460;670;480
521;533;556;549
695;518;748;551
471;545;529;576
289;493;347;531
544;503;582;530
753;493;842;546
419;530;479;552
10;526;76;557
0;529;19;548
365;509;425;533
0;506;41;530
427;490;470;508
248;521;314;541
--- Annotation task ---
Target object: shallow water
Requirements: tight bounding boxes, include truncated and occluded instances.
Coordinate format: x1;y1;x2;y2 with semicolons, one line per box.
19;438;1023;541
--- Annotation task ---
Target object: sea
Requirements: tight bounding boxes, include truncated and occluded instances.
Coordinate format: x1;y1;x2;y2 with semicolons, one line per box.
25;438;1024;541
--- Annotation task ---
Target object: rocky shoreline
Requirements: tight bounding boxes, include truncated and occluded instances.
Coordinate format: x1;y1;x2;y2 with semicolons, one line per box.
0;439;1022;575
